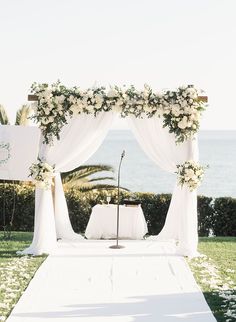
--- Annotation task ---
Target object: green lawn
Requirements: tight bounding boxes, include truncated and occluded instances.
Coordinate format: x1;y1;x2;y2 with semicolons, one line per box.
0;231;46;321
189;237;236;322
0;233;235;322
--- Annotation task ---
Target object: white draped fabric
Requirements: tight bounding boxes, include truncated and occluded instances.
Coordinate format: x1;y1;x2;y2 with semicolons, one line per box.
128;116;199;257
22;111;200;257
22;112;114;255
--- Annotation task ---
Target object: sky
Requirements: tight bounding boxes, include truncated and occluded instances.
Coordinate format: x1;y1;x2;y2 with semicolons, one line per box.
0;0;236;129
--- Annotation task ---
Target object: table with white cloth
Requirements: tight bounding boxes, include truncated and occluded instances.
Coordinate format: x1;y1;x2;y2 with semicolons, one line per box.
85;204;148;239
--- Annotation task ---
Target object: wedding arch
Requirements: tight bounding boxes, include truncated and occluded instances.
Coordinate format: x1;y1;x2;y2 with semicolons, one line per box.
23;82;207;257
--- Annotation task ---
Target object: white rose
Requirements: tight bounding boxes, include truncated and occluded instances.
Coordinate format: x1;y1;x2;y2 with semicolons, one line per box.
178;116;188;129
70;104;80;114
113;105;122;113
86;105;94;113
44;108;50;115
107;89;118;98
48;116;54;123
95;102;102;109
48;103;54;110
181;100;188;108
172;104;181;117
95;94;103;104
58;95;65;103
69;95;75;103
185;168;195;178
87;90;93;98
116;99;123;106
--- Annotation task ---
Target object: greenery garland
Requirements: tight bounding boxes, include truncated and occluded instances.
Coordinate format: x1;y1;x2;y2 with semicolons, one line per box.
30;81;207;145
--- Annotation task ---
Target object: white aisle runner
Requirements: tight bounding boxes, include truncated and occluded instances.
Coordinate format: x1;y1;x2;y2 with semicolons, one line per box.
7;240;216;322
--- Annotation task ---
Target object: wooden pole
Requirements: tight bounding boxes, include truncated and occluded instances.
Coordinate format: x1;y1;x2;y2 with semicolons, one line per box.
51;177;56;214
28;94;38;101
28;94;208;103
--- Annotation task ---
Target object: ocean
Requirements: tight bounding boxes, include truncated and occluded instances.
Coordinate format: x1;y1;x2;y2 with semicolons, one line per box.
87;130;236;198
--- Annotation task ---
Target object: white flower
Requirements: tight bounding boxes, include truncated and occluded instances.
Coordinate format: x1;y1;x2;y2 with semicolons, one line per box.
107;89;118;98
172;104;181;117
86;105;94;113
113;105;122;113
178;116;188;129
87;90;93;98
94;94;103;104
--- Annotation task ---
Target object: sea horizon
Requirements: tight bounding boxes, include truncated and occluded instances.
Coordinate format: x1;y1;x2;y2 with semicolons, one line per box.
87;130;236;198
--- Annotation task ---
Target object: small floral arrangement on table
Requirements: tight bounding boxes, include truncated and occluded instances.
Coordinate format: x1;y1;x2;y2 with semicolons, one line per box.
176;160;206;191
29;158;55;190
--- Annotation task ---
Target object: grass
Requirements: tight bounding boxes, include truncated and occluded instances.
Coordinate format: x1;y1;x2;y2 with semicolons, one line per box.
0;231;46;321
189;237;236;322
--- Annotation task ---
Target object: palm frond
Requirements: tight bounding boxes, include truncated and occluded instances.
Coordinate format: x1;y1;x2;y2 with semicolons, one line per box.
61;164;114;183
88;176;115;183
61;164;129;192
15;105;32;125
0;105;10;125
77;184;129;192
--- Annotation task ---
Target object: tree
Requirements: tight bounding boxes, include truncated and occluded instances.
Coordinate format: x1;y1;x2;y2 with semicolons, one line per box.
0;105;10;125
61;164;126;192
15;105;32;125
0;104;32;125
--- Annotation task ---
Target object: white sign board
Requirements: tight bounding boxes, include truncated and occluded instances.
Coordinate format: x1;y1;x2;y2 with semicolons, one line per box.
0;125;40;181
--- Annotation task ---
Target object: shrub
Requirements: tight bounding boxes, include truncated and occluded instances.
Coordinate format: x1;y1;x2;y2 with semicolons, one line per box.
0;183;35;232
135;193;171;235
0;183;235;237
213;197;236;236
197;196;214;237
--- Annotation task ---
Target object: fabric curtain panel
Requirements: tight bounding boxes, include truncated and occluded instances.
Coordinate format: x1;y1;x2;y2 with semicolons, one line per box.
22;112;114;255
128;115;199;257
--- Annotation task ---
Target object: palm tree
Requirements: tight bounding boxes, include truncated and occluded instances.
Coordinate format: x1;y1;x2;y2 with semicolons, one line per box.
0;104;32;125
0;105;10;125
61;164;126;192
15;105;32;125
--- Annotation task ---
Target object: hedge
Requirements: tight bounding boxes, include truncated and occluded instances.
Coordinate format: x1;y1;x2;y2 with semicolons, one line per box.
212;197;236;236
0;183;235;237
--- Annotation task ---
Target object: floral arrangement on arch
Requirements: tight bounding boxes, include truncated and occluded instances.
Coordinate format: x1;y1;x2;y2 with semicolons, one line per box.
176;160;206;191
29;158;55;190
30;81;207;145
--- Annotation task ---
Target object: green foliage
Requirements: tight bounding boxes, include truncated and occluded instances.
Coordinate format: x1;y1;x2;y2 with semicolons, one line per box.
61;164;119;191
65;189;93;233
0;183;35;232
0;104;10;125
213;197;236;236
0;183;235;237
15;105;32;125
197;195;214;237
135;193;171;235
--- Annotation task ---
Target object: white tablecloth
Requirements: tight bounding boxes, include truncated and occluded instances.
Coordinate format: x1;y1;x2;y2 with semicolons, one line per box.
85;204;148;239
